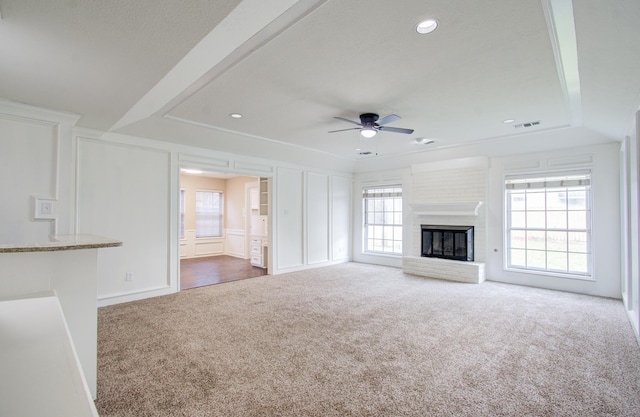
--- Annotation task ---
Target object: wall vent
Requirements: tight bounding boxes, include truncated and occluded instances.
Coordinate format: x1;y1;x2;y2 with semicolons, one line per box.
514;120;541;129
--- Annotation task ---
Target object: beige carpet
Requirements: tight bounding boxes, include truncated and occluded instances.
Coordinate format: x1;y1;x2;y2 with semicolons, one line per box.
95;262;640;416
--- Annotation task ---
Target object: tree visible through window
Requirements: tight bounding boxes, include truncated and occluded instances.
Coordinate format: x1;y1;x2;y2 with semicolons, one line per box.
363;186;402;255
505;171;591;277
195;190;223;238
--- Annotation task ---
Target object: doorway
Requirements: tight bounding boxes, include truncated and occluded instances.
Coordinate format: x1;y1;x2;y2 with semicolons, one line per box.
178;169;269;290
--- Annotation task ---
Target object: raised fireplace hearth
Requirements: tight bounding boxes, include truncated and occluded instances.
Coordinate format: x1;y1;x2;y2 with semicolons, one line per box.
421;225;474;262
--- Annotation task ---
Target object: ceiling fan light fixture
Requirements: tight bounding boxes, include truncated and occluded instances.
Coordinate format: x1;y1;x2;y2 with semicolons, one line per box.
360;127;377;138
416;19;438;34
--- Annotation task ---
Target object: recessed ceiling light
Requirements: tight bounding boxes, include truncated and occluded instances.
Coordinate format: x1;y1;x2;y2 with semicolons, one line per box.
229;113;242;119
416;19;438;34
503;119;515;124
415;138;435;145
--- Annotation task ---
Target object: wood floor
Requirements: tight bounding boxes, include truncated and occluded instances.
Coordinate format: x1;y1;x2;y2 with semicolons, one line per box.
180;255;267;290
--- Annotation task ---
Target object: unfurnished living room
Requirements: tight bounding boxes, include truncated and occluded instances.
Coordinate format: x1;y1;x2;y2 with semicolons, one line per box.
0;1;639;416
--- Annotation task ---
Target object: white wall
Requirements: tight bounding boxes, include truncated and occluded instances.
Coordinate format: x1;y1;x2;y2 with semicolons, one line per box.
0;101;78;242
622;112;640;341
273;167;352;273
487;143;621;298
331;175;352;261
77;137;173;304
353;143;621;299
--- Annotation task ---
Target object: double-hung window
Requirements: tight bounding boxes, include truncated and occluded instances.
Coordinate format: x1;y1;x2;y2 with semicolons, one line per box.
505;171;591;278
363;186;403;255
195;190;223;238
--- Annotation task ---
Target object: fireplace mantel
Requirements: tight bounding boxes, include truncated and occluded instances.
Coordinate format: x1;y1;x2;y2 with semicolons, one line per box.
410;201;483;216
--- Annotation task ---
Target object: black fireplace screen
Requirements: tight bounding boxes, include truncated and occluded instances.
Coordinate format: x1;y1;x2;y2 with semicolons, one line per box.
421;225;474;261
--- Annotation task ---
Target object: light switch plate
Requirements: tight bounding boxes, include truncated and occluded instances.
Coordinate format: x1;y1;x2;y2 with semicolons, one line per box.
33;198;56;220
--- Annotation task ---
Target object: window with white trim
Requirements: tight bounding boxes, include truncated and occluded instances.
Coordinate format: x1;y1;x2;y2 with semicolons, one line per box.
363;186;403;255
505;171;591;277
195;190;223;238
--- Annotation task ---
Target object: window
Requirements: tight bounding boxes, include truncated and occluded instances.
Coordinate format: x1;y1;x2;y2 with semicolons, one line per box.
195;190;223;238
363;186;402;255
505;171;591;277
179;189;185;239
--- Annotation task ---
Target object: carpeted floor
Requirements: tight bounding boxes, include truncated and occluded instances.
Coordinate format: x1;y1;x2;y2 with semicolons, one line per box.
95;262;640;416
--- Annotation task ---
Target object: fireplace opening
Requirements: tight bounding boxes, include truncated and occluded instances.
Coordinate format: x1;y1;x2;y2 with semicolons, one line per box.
421;225;474;261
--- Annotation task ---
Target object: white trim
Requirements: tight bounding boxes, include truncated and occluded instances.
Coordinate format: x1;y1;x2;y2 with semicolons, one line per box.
542;0;583;126
97;285;174;307
410;202;483;217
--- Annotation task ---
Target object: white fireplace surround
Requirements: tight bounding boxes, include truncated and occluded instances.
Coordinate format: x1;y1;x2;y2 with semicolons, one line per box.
404;201;485;284
409;201;483;216
403;256;486;284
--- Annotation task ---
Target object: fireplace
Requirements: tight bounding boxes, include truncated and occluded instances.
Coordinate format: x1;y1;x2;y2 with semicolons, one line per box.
421;225;474;261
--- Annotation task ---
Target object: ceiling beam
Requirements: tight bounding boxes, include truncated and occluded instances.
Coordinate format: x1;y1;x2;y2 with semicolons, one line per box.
109;0;322;132
542;0;583;127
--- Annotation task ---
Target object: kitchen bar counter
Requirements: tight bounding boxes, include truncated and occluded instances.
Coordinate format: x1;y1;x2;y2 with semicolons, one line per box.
0;234;122;253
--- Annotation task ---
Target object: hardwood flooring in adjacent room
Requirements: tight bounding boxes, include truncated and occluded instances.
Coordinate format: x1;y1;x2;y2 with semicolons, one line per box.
180;255;267;290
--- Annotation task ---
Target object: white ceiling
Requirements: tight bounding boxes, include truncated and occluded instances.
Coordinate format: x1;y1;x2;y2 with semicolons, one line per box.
1;0;639;165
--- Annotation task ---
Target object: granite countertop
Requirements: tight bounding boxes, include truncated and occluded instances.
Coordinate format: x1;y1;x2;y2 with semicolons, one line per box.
0;234;122;253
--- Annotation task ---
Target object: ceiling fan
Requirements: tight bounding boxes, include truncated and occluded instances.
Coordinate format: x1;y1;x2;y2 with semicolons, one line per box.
329;113;414;138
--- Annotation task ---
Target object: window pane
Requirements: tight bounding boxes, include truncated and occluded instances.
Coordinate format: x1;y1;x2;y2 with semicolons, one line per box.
547;251;568;272
511;211;526;228
568;211;587;230
510;248;526;267
568;232;588;253
546;191;567;210
527;211;545;229
546;211;567;229
510;230;526;249
384;213;394;224
546;231;567;252
568;253;588;274
510;192;525;210
526;192;545;210
568;190;587;209
527;250;546;269
195;191;223;237
527;231;545;250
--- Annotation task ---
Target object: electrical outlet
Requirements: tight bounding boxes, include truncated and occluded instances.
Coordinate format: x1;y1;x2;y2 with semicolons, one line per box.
125;272;134;282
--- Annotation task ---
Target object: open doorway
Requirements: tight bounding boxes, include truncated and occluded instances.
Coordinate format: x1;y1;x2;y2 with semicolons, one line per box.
178;169;269;290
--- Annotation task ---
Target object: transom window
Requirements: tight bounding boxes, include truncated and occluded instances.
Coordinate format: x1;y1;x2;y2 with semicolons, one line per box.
363;186;403;255
505;171;591;278
195;190;223;238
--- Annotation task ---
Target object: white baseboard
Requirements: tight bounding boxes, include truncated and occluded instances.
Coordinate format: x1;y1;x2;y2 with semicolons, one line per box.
98;285;174;307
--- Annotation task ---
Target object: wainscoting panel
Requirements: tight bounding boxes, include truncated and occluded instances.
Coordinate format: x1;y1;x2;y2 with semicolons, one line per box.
225;228;246;258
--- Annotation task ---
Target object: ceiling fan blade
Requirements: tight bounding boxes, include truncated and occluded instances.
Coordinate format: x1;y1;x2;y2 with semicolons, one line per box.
333;116;362;126
377;114;401;126
328;127;360;133
379;126;415;134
